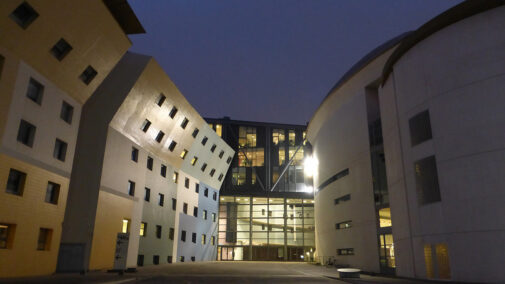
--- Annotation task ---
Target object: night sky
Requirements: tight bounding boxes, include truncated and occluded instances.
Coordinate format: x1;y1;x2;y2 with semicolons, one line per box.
128;0;462;125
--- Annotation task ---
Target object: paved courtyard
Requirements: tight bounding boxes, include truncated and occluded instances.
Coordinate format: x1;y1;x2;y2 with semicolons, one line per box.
0;262;435;284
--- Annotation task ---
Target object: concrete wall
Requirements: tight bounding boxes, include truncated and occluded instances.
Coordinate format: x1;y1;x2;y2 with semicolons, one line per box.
381;6;505;283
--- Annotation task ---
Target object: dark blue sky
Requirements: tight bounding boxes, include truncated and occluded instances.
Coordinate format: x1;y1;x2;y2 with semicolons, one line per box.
129;0;462;125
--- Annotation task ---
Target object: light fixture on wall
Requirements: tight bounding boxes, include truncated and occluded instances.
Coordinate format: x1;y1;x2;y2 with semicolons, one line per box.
304;156;318;177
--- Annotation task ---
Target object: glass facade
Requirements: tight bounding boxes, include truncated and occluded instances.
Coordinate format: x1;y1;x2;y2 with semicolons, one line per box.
217;195;315;261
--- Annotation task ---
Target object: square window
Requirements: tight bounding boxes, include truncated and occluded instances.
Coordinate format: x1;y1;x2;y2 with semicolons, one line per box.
0;224;15;249
192;232;196;243
219;151;224;159
37;228;52;250
144;187;150;202
415;156;441;205
180;149;188;159
128;180;135;196
172;198;177;210
140;222;147;237
50;38;72;61
173;171;179;183
183;203;188;214
169;106;178;118
153;255;159;265
181;118;189;129
60;101;74;124
6;169;26;196
131;147;139;162
409;110;433;146
193;207;198;218
201;163;207;172
158;193;164;206
191;156;198;166
53;139;67;162
195;183;199;193
26;78;44;105
79;66;97;85
147;156;153;170
169;228;174;240
156;94;166;106
156;225;162;239
192;128;199;138
45;182;60;204
185;177;190;189
209;169;216;177
141;119;151;132
10;2;39;29
161;164;167;177
181;230;186;242
210;144;216;153
155;131;164;143
168;140;177;152
201;137;208;145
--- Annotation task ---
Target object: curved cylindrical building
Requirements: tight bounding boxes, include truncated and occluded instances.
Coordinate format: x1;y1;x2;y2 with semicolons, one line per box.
307;2;505;283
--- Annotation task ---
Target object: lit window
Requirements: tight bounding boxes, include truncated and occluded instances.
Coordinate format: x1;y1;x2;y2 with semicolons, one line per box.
26;78;43;105
60;101;74;124
191;156;198;166
156;94;166;106
203;210;208;220
173;172;179;184
272;129;285;145
45;182;60;205
201;234;206;245
53;139;67;161
238;127;256;147
37;228;52;250
379;208;392;227
141;119;151;132
288;130;295;146
50;38;72;61
211;236;216;245
10;2;38;29
0;224;15;249
336;221;352;229
215;124;222;137
336;248;354;255
79;65;97;85
212;213;216;222
121;219;130;233
140;222;146;236
238;148;264;167
180;150;188;159
232;168;246;186
6;169;26;196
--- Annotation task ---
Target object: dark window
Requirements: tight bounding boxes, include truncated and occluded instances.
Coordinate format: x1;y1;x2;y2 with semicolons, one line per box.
195;183;199;193
414;156;441;205
212;213;216;222
128;180;135;196
201;163;207;172
336;221;352;229
317;168;349;192
210;144;216;153
137;255;144;266
169;228;174;240
156;94;166;106
6;169;26;196
168;140;177;152
204;188;208;197
172;198;176;210
37;228;52;250
183;203;188;214
209;169;216;177
226;156;232;164
180;256;185;262
167;256;172;263
53;139;67;161
147;156;153;170
192;232;196;243
213;192;217;201
158;193;164;206
45;182;60;204
26;78;44;105
211;236;216;245
131;147;139;162
156;225;162;239
155;131;164;143
409;110;433;146
193;207;198;218
219;151;224;159
161;164;167;177
203;210;208;220
60;101;74;124
169;106;178;118
335;194;351;205
181;118;189;129
337;248;354;256
144;187;150;202
192;128;199;138
185;177;189;188
0;224;14;249
17;119;36;147
79;66;97;85
0;55;4;80
50;38;72;61
153;255;159;265
10;2;38;29
201;137;208;145
218;174;224;181
181;230;186;242
191;256;196;262
141;119;151;132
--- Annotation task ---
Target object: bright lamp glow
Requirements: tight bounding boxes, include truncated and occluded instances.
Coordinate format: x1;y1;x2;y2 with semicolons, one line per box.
304;156;318;177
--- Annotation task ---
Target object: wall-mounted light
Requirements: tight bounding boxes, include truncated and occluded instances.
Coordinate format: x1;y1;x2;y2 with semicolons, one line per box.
304;156;318;177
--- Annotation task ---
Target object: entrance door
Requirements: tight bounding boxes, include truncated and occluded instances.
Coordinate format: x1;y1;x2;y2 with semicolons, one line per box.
219;246;244;261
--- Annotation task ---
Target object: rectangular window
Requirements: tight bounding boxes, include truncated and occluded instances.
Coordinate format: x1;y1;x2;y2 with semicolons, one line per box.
211;236;216;246
128;180;135;196
288;130;296;146
180;149;188;159
10;2;39;29
169;228;174;240
379;208;392;228
337;248;354;256
0;224;15;249
181;118;189;129
141;119;151;132
60;101;74;124
209;169;216;177
144;187;150;202
153;255;159;265
191;256;195;262
158;193;164;206
168;140;177;152
201;163;207;172
45;182;60;204
219;151;224;159
195;183;199;193
172;198;177;210
191;156;198;166
218;174;224;181
201;234;206;245
37;228;52;250
122;219;130;233
212;213;216;222
156;225;162;239
0;55;4;79
79;65;97;85
409;110;433;146
272;129;285;145
204;188;208;197
336;221;352;229
238;126;257;147
210;144;216;153
147;156;153;170
157;94;166;106
415;156;441;205
131;147;139;162
169;106;178;118
173;172;178;184
6;169;26;196
50;38;72;61
226;156;232;164
167;256;172;263
334;194;351;205
137;255;144;266
155;131;164;143
192;128;199;138
213;192;217;201
161;164;167;177
185;177;190;189
140;222;146;237
181;230;186;242
193;207;198;218
183;203;188;214
53;139;67;161
17;119;36;147
201;137;208;145
215;124;222;137
192;232;196;243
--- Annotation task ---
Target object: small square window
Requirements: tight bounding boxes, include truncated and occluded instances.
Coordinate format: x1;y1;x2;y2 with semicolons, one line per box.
0;224;15;249
172;198;177;210
169;106;178;118
79;66;97;85
17;119;36;147
191;156;198;166
168;140;177;152
60;101;74;124
140;222;147;237
131;147;139;162
50;38;72;61
10;2;39;29
161;164;167;177
185;177;190;189
45;182;60;205
181;230;186;242
128;180;135;196
6;169;26;196
192;128;199;138
169;228;174;240
158;193;164;206
141;119;151;132
173;172;179;184
153;255;160;265
210;144;216;153
53;139;67;162
226;156;232;164
180;149;188;159
409;110;433;146
147;156;153;170
183;203;188;214
201;137;208;145
193;207;198;218
219;151;224;159
156;225;162;239
144;187;150;202
155;131;165;143
26;78;44;105
192;232;196;243
209;169;216;177
37;228;52;251
156;94;166;106
195;183;199;193
181;118;189;129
